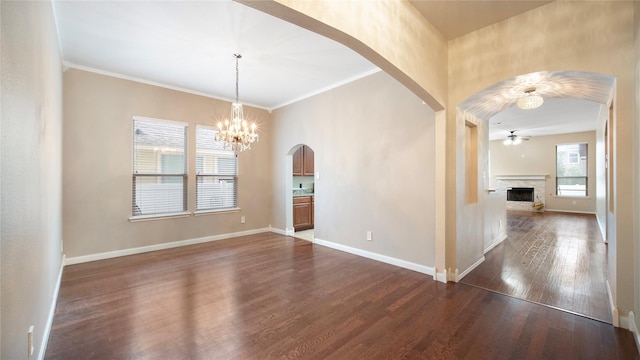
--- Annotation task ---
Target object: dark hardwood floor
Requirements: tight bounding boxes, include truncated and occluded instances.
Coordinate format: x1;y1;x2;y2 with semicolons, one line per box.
461;210;611;323
46;232;637;359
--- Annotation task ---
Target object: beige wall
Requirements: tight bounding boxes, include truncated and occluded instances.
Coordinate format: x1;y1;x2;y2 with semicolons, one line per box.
62;69;273;258
449;1;636;317
243;0;450;279
270;71;437;267
1;1;64;359
490;131;597;213
634;0;640;335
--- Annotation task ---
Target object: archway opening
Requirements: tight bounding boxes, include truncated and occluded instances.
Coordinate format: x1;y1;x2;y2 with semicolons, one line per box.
285;144;315;241
454;70;616;324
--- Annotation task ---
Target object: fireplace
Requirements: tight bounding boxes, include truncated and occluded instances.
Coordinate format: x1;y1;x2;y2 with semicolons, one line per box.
496;175;545;211
507;187;534;202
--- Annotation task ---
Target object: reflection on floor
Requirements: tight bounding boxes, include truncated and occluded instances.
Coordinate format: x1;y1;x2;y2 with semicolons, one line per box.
294;229;314;242
461;210;612;323
45;232;639;359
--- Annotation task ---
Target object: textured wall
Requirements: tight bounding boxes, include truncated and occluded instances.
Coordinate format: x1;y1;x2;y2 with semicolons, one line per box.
270;71;437;267
62;69;273;258
449;1;635;315
1;1;64;358
634;0;640;335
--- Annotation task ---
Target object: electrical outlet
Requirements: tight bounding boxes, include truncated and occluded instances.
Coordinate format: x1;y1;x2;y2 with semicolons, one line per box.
367;231;373;241
27;325;34;357
241;216;246;224
572;200;576;205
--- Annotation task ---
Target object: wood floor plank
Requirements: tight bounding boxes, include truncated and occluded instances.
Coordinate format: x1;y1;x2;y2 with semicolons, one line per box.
461;210;612;323
45;232;637;359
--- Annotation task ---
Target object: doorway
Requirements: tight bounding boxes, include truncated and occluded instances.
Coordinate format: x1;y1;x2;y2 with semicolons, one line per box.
455;70;616;324
286;144;315;241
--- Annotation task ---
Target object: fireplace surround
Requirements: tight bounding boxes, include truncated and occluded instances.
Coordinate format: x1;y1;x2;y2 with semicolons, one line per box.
496;175;546;211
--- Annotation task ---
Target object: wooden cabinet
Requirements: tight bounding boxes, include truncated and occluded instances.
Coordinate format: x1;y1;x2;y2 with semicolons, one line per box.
293;145;314;176
303;146;314;176
293;196;314;231
292;146;303;176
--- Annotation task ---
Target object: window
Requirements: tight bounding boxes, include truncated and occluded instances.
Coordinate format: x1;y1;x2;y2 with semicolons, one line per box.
132;117;187;217
196;125;238;211
567;152;580;165
556;143;587;197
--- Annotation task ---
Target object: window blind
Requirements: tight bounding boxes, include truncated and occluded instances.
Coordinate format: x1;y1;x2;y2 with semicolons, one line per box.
196;125;238;211
132;117;187;216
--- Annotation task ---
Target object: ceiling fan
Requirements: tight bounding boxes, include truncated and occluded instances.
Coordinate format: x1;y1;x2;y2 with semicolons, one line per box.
503;130;530;145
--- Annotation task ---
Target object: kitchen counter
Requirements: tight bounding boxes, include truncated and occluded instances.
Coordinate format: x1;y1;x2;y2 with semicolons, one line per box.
293;189;314;197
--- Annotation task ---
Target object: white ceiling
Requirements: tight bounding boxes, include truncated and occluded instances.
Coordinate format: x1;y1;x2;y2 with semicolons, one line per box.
489;98;603;141
53;0;608;139
52;0;379;110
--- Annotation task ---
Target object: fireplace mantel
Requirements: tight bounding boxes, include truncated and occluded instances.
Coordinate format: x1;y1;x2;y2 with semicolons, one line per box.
496;175;547;181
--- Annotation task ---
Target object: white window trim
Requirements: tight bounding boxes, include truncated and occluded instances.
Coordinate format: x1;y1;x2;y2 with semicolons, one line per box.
129;211;191;222
193;207;241;216
195;125;238;212
132;115;188;127
555;142;588;197
131;116;188;219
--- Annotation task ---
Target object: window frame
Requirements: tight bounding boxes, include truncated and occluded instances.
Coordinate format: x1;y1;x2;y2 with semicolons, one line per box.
131;116;189;220
556;142;588;197
194;124;240;214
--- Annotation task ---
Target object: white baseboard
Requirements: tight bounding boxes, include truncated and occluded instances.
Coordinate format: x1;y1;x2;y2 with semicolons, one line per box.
457;256;485;281
544;209;596;215
628;311;640;355
313;238;434;276
484;233;507;254
39;254;65;360
620;314;629;329
285;227;295;236
606;280;620;327
270;227;287;236
64;228;271;265
433;268;447;283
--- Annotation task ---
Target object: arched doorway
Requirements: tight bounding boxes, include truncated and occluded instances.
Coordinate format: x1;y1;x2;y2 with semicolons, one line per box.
285;144;315;241
454;70;617;323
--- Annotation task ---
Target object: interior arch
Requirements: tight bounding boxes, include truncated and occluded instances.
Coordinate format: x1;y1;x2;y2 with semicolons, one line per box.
454;69;617;322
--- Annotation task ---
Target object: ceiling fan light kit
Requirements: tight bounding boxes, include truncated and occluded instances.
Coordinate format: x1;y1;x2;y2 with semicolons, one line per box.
503;137;521;145
504;131;527;145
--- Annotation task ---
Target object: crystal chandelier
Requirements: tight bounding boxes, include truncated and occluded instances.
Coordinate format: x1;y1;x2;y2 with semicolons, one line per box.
517;87;543;110
216;54;259;152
